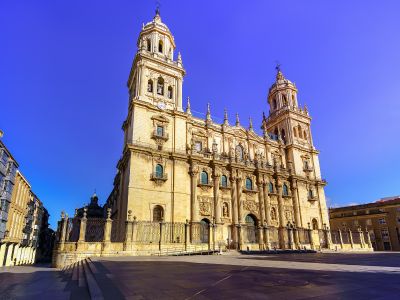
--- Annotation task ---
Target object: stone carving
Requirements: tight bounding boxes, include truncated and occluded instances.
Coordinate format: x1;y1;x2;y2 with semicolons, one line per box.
199;201;211;216
243;200;257;213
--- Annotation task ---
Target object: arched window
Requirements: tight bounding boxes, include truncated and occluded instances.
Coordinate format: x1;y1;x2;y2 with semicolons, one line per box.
147;80;153;93
235;145;244;161
312;218;318;230
273;98;277;110
220;175;227;187
153;205;164;222
269;182;274;193
293;127;297;137
282;94;288;106
147;39;151;51
308;189;314;199
157;77;164;95
282;184;289;196
245;178;253;190
245;214;256;225
158;40;163;53
303;130;307;140
298;125;303;139
155;164;163;178
271;208;277;220
167;86;173;99
274;128;279;138
201;171;208;185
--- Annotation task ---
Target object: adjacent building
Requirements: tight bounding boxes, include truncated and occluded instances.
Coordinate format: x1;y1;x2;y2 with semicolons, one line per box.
329;196;400;251
0;131;52;266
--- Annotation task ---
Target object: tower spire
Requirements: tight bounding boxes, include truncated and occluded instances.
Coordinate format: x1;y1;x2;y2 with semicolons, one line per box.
223;108;229;125
206;103;212;121
186;96;191;115
249;117;253;131
235;113;240;126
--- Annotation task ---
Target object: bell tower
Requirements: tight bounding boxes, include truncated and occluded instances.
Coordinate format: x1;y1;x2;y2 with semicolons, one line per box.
127;9;185;111
264;67;312;146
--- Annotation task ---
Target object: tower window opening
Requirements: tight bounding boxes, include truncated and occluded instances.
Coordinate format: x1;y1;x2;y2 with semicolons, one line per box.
282;94;288;106
298;125;303;139
273;98;277;110
147;80;153;93
293;127;297;137
158;40;163;53
269;182;274;193
167;86;173;99
303;130;307;140
147;39;151;51
281;129;286;144
157;77;164;95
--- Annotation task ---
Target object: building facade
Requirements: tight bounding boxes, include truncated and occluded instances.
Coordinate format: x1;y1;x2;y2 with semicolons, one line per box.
0;132;51;266
330;197;400;251
0;137;18;239
52;11;372;268
106;10;330;249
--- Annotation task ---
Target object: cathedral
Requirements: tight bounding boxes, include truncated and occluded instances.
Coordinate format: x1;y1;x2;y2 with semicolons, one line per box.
104;9;329;251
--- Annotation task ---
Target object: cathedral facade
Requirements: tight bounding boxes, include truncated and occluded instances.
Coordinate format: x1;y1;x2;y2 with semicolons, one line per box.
106;11;329;250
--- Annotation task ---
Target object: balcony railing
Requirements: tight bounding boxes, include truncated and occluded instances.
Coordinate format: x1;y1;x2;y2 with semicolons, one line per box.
150;173;168;181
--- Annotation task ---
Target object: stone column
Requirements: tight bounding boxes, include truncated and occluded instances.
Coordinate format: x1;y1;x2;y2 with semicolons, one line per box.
139;63;146;98
190;165;199;242
288;226;294;250
276;181;286;249
257;183;266;224
212;172;221;245
293;226;300;249
0;243;7;267
359;227;365;248
77;208;87;251
176;78;183;111
102;208;113;252
132;216;138;243
236;177;243;224
230;175;238;248
263;183;271;226
185;219;190;251
366;230;372;248
258;225;264;250
349;229;354;249
237;224;243;251
263;225;271;250
338;229;344;249
5;244;15;266
59;212;67;251
103;208;112;243
290;181;301;228
325;226;332;250
124;210;133;251
308;226;315;250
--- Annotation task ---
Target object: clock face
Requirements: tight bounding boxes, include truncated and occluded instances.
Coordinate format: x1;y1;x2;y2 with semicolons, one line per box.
157;102;166;110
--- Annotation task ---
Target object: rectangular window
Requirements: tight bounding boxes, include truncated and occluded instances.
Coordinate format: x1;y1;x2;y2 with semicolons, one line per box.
378;218;386;225
156;126;164;137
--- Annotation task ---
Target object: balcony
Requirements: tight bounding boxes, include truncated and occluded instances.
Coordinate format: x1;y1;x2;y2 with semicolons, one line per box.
150;172;168;185
151;131;169;142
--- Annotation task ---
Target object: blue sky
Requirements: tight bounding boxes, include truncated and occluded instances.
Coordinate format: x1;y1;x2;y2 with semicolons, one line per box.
1;1;400;228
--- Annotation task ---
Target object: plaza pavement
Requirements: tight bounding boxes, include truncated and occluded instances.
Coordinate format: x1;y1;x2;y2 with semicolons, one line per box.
1;252;400;299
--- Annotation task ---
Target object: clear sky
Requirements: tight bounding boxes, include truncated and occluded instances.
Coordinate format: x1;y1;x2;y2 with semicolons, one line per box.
1;1;400;229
